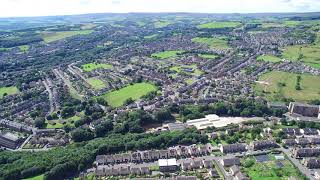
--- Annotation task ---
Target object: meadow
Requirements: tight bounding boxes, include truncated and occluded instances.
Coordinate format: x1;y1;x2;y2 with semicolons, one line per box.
151;50;184;59
0;86;19;98
169;64;203;76
197;21;241;29
87;78;106;90
198;53;219;60
100;82;157;107
41;30;94;43
46;114;82;129
192;37;229;50
81;62;113;72
154;21;172;28
144;34;158;39
254;71;320;102
256;55;282;63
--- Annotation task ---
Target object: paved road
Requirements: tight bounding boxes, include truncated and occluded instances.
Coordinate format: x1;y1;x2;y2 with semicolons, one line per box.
280;147;315;180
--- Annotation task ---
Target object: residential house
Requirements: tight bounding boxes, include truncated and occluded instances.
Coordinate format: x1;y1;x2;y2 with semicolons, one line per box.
220;143;247;154
252;140;279;150
220;157;241;167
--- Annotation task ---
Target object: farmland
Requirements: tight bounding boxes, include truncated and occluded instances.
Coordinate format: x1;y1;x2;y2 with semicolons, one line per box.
254;71;320;102
197;21;241;29
151;50;184;59
41;30;94;43
81;63;113;72
0;86;19;98
192;37;229;50
100;82;157;107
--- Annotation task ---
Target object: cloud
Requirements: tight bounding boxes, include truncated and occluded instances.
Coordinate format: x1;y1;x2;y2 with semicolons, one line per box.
0;0;318;17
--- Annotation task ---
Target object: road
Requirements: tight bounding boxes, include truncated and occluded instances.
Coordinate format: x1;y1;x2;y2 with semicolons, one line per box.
42;79;54;114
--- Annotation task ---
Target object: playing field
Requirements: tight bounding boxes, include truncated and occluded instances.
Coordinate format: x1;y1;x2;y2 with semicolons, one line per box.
81;63;113;72
41;30;94;43
256;55;282;63
254;71;320;102
197;21;241;29
151;50;184;59
101;82;157;107
192;37;229;50
0;86;19;98
87;78;106;90
170;64;203;76
198;53;219;60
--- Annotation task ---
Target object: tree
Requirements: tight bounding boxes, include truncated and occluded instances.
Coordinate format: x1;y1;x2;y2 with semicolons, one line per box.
124;98;134;105
95;120;113;137
71;128;94;142
34;118;45;128
154;109;174;122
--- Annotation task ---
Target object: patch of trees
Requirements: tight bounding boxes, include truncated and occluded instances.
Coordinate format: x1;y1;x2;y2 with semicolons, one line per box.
0;128;207;180
0;36;42;48
295;75;302;90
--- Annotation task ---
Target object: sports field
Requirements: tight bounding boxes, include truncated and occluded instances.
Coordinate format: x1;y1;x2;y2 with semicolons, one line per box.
192;37;229;50
197;21;241;29
0;86;19;98
81;63;113;72
151;50;184;59
254;71;320;102
101;82;157;107
41;30;94;43
198;53;219;60
87;78;106;90
256;55;282;63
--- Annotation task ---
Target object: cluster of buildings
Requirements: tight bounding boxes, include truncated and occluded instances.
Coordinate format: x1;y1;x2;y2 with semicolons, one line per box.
219;140;279;154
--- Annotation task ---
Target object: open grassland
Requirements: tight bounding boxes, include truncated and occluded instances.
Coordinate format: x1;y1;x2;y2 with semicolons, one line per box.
170;64;203;76
282;44;320;69
151;50;184;59
192;37;229;50
197;21;241;29
154;21;172;28
101;82;157;107
46;114;82;129
18;45;30;52
144;34;158;39
254;71;320;102
81;63;113;72
41;30;94;43
23;174;44;180
242;154;304;180
256;55;282;63
87;78;106;90
198;53;219;60
0;86;19;98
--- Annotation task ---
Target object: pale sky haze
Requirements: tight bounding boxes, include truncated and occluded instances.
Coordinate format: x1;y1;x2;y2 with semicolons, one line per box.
0;0;319;17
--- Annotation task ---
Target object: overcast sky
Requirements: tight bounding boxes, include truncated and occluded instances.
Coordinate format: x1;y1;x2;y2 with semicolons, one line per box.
0;0;319;17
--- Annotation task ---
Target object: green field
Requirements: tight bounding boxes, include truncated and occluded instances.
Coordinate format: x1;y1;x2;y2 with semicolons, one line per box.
198;53;219;60
282;44;320;69
242;154;304;180
87;78;106;90
254;71;320;102
144;34;158;39
46;114;82;129
101;82;157;107
192;37;229;50
151;50;184;59
23;174;44;180
154;21;172;28
41;30;94;43
170;64;203;76
257;55;282;63
185;78;195;85
18;45;30;52
81;63;113;72
0;86;19;98
197;21;241;29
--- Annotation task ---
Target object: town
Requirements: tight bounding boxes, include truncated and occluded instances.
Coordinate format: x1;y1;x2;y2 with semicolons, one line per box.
0;11;320;180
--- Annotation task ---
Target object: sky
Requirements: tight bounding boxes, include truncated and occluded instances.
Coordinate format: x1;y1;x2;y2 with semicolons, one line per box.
0;0;319;17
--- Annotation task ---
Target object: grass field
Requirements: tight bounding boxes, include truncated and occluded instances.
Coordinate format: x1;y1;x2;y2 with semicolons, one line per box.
0;86;19;98
18;45;30;52
256;55;282;63
192;37;229;50
23;174;44;180
46;114;82;129
81;63;113;72
185;78;195;85
170;64;203;76
144;34;158;39
254;71;320;102
154;21;172;28
101;82;157;107
198;53;219;60
197;21;241;29
242;154;304;180
151;50;184;59
87;78;106;90
41;30;94;43
282;44;320;69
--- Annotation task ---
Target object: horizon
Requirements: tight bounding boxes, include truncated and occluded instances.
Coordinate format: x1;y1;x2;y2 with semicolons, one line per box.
0;0;320;18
